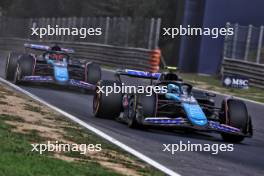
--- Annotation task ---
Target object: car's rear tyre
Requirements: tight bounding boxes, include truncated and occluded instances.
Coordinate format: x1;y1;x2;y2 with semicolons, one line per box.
5;52;21;81
220;99;251;143
14;54;35;84
128;93;156;128
93;80;122;118
86;63;101;84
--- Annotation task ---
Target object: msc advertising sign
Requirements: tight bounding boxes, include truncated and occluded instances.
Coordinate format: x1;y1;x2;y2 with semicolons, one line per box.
222;74;249;89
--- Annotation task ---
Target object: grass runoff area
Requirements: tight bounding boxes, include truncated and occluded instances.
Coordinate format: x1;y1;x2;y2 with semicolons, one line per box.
0;83;164;176
180;73;264;103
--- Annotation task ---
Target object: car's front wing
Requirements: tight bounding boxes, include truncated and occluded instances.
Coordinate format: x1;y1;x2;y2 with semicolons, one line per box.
142;117;251;137
20;76;96;90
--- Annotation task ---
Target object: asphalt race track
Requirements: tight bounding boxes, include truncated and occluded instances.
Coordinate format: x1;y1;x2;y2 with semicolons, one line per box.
0;53;264;176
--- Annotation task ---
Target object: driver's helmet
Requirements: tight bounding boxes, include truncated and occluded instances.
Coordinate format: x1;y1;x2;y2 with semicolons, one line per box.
49;45;64;60
167;84;180;94
160;72;182;81
49;53;64;60
51;45;61;51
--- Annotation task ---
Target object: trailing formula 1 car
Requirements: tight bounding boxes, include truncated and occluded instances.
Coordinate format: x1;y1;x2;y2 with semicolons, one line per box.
93;67;253;143
5;43;101;91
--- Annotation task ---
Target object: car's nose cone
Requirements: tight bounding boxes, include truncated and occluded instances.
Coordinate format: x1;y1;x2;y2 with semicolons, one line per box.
182;103;208;126
54;66;69;83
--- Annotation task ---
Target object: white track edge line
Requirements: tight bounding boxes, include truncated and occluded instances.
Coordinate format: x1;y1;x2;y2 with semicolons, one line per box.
0;77;181;176
102;68;264;106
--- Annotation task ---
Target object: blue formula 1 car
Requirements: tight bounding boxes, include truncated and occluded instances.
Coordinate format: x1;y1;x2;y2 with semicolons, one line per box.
5;43;101;91
93;68;253;143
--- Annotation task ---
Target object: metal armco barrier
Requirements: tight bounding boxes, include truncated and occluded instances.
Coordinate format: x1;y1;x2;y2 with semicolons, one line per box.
222;23;264;89
0;17;161;49
0;37;157;71
222;57;264;89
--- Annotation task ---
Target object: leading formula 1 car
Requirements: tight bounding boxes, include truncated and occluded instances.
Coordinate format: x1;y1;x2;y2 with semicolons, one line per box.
93;68;253;143
5;43;101;91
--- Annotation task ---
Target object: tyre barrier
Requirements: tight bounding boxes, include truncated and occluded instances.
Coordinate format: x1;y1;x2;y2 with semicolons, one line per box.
149;49;161;73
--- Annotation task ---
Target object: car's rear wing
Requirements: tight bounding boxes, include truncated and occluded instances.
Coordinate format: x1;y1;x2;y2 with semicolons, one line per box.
24;43;74;54
115;69;161;81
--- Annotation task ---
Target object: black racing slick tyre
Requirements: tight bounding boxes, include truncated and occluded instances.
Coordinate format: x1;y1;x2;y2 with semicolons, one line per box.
93;80;122;118
5;52;21;81
14;54;35;84
220;99;251;143
86;63;101;84
127;93;157;128
137;93;157;118
127;96;140;128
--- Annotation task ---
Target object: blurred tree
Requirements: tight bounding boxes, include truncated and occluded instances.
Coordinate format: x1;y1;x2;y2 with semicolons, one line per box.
2;0;177;18
0;0;13;9
0;0;184;64
0;0;13;15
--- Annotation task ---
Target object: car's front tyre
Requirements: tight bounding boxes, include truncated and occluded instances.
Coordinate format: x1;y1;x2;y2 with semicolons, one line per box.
13;54;35;84
220;99;252;143
5;52;21;81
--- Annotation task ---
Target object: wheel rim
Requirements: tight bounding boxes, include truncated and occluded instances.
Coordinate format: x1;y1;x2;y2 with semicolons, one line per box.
14;65;21;83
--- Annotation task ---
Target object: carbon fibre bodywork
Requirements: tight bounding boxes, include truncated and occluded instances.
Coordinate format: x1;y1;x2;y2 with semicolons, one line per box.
96;69;253;140
6;43;100;91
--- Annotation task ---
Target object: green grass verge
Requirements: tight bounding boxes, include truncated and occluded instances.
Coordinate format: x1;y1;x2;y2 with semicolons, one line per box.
56;116;164;176
0;83;165;176
24;103;46;115
0;115;164;176
180;73;264;103
0;114;123;176
0;100;8;105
